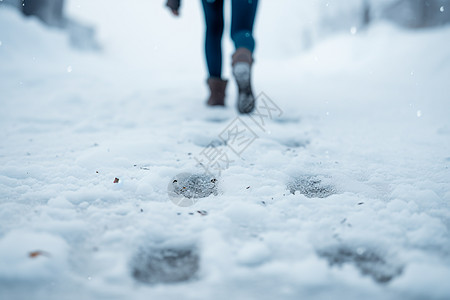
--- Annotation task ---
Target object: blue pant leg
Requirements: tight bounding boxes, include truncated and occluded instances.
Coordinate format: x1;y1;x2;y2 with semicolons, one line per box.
201;0;225;78
230;0;259;52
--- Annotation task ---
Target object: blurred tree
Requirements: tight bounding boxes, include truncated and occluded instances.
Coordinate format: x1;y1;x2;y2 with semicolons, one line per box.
376;0;450;28
22;0;66;28
12;0;100;50
317;0;450;37
362;0;371;27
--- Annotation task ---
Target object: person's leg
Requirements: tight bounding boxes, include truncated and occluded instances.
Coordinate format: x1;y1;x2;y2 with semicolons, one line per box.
230;0;259;114
230;0;258;53
202;0;228;106
201;0;225;79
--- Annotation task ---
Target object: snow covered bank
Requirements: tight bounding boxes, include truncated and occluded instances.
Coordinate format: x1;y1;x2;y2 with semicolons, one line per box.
1;1;450;300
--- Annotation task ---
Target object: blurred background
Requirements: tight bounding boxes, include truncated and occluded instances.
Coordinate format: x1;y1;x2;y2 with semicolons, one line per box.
2;0;450;52
2;0;449;105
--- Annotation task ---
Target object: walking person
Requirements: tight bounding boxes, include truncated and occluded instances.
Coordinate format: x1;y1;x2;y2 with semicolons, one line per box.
166;0;259;114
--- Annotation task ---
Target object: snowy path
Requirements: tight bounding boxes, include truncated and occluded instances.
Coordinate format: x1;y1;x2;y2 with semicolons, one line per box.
1;2;450;300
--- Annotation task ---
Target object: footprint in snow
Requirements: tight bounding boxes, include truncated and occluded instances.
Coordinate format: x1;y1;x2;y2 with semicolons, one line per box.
168;173;219;207
287;174;337;198
131;245;200;284
317;245;404;284
273;116;301;124
192;137;226;148
280;139;310;148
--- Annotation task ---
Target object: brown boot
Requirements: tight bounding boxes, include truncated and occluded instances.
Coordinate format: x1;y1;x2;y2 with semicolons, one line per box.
232;47;254;66
232;48;255;114
207;77;228;106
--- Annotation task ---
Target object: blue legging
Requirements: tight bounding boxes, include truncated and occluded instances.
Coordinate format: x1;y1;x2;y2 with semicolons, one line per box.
201;0;258;79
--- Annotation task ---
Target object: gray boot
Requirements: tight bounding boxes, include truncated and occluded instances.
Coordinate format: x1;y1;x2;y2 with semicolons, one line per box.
207;77;228;106
232;47;255;114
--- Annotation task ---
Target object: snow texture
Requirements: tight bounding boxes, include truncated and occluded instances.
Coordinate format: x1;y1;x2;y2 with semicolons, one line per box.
1;1;450;300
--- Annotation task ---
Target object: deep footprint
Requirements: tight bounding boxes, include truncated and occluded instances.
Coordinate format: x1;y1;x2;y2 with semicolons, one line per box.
132;246;200;284
317;245;403;284
287;175;336;198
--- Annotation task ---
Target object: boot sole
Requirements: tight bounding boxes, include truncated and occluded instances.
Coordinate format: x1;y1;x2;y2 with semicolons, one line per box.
233;62;255;114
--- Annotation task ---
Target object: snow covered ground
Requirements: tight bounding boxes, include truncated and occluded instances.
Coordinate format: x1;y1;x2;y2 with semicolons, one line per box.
1;1;450;299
